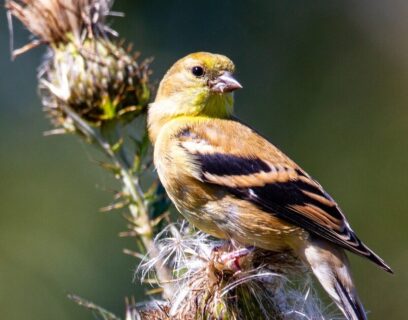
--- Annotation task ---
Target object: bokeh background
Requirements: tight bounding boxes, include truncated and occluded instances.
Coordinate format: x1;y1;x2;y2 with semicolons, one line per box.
1;1;407;319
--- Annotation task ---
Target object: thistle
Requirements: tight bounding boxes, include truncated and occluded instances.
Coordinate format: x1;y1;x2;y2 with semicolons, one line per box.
136;223;335;320
7;0;150;130
6;0;174;302
7;1;332;319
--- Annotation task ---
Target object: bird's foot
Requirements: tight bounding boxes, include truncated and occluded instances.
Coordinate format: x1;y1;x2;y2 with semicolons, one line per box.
213;244;255;273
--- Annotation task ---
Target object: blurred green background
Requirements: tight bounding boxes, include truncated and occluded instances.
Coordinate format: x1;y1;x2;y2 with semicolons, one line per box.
1;0;407;319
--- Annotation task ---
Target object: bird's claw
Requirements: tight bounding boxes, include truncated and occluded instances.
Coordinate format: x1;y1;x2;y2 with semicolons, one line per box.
213;245;255;273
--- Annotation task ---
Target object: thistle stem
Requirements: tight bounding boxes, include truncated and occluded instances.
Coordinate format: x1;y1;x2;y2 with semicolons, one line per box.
61;104;174;298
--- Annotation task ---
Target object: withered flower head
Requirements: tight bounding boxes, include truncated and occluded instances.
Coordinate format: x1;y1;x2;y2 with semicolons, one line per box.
138;224;333;320
6;0;151;129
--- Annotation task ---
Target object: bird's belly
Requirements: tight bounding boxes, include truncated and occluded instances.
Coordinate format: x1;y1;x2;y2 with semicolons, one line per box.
154;155;228;238
163;175;305;251
201;196;307;252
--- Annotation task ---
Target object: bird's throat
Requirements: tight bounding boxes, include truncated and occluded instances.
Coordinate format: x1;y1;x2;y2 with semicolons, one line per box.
201;92;234;118
148;92;234;144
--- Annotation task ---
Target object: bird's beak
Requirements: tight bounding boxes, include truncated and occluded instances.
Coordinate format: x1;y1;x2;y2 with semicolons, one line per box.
209;72;243;93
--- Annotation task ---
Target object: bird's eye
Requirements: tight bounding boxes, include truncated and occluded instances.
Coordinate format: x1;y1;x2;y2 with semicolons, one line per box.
191;66;205;77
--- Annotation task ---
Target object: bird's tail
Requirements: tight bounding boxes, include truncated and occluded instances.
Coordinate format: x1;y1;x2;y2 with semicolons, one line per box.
300;239;367;320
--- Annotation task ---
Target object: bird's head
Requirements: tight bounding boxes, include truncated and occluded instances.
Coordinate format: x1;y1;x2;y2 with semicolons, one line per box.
150;52;242;125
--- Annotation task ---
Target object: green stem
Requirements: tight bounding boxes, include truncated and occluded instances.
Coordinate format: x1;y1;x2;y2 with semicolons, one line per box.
61;105;174;299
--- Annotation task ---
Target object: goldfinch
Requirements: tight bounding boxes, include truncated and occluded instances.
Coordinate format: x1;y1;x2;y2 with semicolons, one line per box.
148;52;392;320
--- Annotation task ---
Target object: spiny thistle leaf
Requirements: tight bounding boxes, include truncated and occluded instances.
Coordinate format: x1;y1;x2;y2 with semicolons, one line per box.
68;294;122;320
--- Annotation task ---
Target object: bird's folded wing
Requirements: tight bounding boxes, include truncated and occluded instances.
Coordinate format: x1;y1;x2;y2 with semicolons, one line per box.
177;121;370;258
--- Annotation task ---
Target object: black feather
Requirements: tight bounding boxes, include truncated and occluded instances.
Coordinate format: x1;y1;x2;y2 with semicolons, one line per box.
198;153;271;176
227;184;393;272
334;274;367;320
194;151;393;273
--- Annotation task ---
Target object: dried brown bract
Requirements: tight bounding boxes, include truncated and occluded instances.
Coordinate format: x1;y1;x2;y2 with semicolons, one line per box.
6;0;114;54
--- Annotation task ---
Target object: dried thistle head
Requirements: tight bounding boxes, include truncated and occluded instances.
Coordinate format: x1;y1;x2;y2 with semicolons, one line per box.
138;223;337;320
6;0;115;54
6;0;151;129
40;39;151;128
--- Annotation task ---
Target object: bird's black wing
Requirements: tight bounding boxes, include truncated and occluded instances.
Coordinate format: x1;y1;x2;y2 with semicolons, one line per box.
179;130;392;273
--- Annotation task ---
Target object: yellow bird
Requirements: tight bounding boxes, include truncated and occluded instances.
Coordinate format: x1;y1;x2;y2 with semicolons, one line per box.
148;52;392;320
